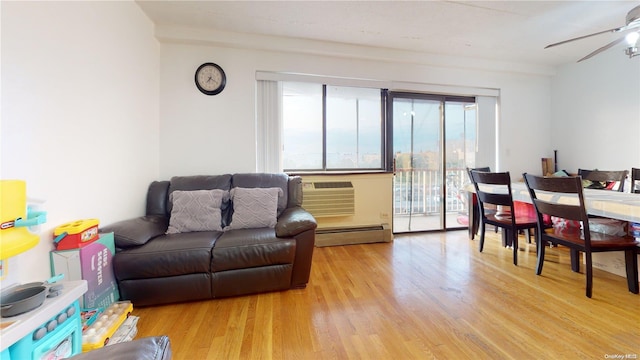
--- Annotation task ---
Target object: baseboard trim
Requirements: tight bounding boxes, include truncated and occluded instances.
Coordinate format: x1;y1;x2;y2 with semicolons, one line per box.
315;224;392;247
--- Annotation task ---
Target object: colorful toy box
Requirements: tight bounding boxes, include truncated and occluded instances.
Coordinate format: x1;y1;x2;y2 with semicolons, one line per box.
54;219;99;250
50;232;120;309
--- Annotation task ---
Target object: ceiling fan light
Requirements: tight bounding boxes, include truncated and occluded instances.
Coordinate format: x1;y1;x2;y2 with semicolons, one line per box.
625;32;640;46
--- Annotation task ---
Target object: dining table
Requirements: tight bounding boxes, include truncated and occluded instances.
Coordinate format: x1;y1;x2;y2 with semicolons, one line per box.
464;181;640;241
464;180;640;289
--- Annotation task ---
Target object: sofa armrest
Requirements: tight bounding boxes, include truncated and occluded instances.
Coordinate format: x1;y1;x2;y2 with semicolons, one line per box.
101;215;168;249
69;336;171;360
275;206;317;238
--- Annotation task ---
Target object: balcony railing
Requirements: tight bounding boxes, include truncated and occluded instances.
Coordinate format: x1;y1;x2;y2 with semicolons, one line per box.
393;168;468;216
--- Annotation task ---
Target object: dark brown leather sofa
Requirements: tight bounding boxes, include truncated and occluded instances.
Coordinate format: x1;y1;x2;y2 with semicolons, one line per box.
101;173;317;307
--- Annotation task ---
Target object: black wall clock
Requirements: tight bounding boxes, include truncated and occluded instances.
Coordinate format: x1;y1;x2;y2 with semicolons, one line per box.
194;62;226;95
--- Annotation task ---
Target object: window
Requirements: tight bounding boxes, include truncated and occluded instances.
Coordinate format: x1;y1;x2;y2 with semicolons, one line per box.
282;82;385;172
256;74;497;175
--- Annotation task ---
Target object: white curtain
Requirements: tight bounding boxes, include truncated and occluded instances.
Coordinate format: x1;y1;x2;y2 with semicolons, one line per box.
476;95;498;170
256;80;282;173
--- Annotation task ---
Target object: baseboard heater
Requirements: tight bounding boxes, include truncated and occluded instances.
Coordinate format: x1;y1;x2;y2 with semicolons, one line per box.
315;224;392;247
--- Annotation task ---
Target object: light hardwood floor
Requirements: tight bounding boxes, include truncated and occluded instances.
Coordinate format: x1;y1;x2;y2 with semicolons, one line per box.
133;230;640;359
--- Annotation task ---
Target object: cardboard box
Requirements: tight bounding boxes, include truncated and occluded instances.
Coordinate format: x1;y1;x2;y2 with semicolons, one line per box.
51;232;120;309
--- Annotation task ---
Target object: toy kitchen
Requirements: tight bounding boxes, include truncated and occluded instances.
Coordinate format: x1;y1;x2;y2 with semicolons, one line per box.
0;180;88;360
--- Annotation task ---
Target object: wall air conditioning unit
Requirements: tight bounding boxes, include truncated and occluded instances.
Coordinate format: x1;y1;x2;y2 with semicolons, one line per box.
302;181;355;217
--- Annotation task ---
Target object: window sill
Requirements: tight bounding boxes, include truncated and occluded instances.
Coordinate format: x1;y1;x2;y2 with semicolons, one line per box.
287;170;393;176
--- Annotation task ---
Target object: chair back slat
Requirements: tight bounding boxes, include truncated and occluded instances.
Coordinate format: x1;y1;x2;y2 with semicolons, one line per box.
471;171;510;186
470;170;514;209
466;166;490;178
524;175;581;194
466;166;491;187
532;199;584;221
578;169;628;192
477;192;512;207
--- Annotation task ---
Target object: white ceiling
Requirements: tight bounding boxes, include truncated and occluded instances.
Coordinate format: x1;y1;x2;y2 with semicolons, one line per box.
136;0;640;67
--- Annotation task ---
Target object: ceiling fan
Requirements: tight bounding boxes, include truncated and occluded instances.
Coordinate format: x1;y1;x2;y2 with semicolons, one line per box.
545;4;640;62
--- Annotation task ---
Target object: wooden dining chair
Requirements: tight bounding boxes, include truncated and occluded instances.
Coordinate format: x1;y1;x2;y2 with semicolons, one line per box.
577;169;628;192
466;167;493;240
631;168;640;194
469;170;538;265
523;173;639;298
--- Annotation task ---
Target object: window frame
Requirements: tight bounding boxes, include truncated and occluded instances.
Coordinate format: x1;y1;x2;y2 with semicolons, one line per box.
256;71;499;175
282;83;390;173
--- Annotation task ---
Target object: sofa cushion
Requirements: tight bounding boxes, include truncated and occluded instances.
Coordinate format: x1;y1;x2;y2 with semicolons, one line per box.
211;265;293;298
166;189;228;233
113;231;222;280
225;187;282;230
212;228;296;272
169;175;232;225
231;173;288;216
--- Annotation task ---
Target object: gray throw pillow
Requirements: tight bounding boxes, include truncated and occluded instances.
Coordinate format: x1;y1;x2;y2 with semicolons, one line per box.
225;187;283;230
166;189;228;234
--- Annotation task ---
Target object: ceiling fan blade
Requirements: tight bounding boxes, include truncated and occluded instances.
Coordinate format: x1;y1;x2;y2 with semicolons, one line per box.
577;36;626;62
545;27;623;49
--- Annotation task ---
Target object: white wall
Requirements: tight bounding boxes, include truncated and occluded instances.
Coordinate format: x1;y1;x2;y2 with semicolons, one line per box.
158;36;553;180
1;1;160;284
551;48;640;173
159;44;259;177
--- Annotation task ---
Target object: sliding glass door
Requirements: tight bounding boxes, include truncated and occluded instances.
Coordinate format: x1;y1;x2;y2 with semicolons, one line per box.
390;93;476;233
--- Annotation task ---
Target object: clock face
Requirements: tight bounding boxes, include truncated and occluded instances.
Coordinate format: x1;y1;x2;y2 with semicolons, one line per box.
195;63;226;95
